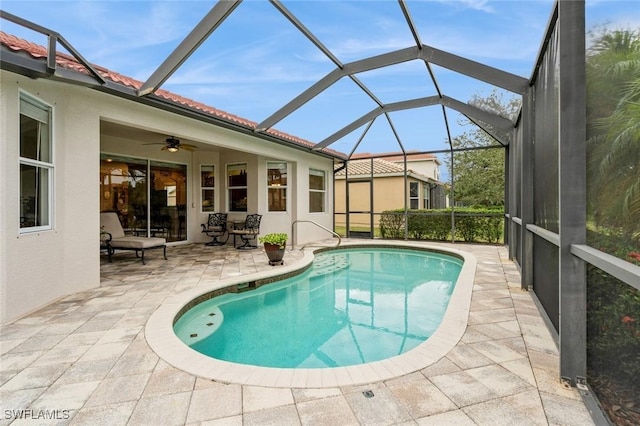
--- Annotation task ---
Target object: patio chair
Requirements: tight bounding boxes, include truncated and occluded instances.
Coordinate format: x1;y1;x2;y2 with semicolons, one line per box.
229;214;262;249
100;211;167;265
201;213;229;246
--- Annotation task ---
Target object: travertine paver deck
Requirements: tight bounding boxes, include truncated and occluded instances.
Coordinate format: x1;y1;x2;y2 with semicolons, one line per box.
0;240;595;425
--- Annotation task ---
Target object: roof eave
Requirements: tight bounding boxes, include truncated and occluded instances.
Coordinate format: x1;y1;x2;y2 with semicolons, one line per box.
1;46;344;162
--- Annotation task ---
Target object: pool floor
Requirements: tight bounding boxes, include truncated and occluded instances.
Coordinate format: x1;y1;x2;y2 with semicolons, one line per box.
174;248;463;368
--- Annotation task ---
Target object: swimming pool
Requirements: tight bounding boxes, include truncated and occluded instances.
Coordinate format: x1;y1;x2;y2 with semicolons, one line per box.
146;242;477;388
174;248;462;368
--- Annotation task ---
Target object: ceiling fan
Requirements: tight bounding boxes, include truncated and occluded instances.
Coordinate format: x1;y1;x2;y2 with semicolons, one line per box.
145;136;197;153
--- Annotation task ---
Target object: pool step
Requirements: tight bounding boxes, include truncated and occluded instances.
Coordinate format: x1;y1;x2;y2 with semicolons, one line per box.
310;254;350;278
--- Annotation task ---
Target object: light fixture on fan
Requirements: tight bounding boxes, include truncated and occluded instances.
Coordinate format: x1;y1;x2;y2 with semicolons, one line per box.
165;137;181;153
166;143;179;153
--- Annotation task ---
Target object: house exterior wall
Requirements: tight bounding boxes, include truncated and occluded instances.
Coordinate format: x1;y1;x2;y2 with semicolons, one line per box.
399;159;440;181
335;175;421;227
1;70;334;323
1;74;100;323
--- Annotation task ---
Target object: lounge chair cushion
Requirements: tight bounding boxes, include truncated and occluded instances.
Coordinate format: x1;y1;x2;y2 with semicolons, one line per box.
100;211;126;239
109;236;167;249
100;212;167;264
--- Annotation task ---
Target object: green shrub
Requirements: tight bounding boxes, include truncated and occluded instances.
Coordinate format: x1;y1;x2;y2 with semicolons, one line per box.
407;213;429;239
428;213;451;240
379;211;404;238
379;207;503;243
455;215;478;242
479;216;504;243
586;230;640;386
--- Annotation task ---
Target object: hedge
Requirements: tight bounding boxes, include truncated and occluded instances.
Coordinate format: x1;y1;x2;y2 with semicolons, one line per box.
586;230;640;387
379;207;504;243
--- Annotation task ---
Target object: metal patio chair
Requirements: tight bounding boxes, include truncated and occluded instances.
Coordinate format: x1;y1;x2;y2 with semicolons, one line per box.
229;214;262;249
201;213;229;246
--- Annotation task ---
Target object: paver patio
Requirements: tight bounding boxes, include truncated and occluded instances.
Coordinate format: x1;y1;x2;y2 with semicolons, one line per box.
0;241;595;425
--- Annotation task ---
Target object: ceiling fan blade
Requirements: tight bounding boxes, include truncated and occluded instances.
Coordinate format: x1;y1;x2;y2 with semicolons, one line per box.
180;144;198;151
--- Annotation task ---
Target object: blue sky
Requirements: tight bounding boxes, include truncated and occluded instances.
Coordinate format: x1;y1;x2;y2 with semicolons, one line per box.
2;0;639;160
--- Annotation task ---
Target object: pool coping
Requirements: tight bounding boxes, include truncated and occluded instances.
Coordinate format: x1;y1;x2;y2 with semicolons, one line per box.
145;240;477;388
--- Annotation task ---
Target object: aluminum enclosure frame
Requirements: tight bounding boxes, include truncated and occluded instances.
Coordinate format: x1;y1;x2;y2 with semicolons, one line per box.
5;3;640;424
506;4;639;424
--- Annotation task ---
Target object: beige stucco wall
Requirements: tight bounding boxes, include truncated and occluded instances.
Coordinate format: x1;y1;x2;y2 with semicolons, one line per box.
1;70;334;323
335;176;419;227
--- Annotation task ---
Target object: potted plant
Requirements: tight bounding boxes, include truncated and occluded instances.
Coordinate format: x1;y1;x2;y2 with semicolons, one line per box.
259;233;288;265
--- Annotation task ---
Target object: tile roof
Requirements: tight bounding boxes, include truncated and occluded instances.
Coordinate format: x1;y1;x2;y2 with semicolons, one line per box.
335;158;432;181
0;31;343;157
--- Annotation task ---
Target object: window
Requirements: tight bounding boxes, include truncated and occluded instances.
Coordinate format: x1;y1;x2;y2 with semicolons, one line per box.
20;92;53;231
201;165;215;212
267;161;287;212
227;163;247;212
309;169;325;213
423;183;430;209
410;182;419;209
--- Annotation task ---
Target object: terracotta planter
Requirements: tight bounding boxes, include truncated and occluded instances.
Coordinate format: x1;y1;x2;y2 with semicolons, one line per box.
264;242;285;265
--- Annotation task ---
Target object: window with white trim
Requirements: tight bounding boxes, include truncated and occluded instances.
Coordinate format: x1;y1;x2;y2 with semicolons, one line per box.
267;161;287;212
227;163;247;212
423;183;430;209
410;182;419;209
201;165;215;212
309;168;326;213
20;92;53;231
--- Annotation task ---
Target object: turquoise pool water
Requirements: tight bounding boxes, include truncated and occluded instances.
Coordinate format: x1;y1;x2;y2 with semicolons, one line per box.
174;247;462;368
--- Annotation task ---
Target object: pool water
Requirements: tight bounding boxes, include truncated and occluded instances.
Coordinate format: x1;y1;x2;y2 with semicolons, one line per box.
174;248;462;368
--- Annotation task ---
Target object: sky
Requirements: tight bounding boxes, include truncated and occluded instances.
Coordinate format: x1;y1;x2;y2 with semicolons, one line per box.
1;0;639;165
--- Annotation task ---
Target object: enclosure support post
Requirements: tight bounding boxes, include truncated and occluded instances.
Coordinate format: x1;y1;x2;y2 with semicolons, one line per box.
370;158;374;239
403;154;409;240
345;162;350;238
507;142;517;260
520;90;535;290
504;144;511;253
557;0;587;387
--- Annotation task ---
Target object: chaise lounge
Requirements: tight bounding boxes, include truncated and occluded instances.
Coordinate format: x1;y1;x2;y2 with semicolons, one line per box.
100;211;167;264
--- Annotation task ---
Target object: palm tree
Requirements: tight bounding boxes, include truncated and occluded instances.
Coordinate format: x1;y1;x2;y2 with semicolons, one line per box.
587;29;640;236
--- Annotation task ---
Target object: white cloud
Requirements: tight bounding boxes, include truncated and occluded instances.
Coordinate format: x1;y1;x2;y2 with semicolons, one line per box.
436;0;496;14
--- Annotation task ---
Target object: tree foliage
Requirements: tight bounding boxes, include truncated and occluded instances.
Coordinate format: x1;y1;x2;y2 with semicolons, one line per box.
587;28;640;237
447;91;520;207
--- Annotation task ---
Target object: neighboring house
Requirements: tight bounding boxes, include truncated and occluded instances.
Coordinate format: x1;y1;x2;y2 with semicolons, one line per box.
334;155;447;231
0;31;338;323
353;151;442;182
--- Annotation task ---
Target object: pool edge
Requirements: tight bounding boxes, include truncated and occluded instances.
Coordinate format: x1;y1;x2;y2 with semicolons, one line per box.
145;241;477;388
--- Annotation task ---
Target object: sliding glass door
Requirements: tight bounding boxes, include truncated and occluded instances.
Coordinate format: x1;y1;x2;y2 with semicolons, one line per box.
150;161;187;241
100;155;187;242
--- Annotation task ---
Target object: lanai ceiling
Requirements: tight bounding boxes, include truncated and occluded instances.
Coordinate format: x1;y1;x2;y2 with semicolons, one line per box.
1;0;554;158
